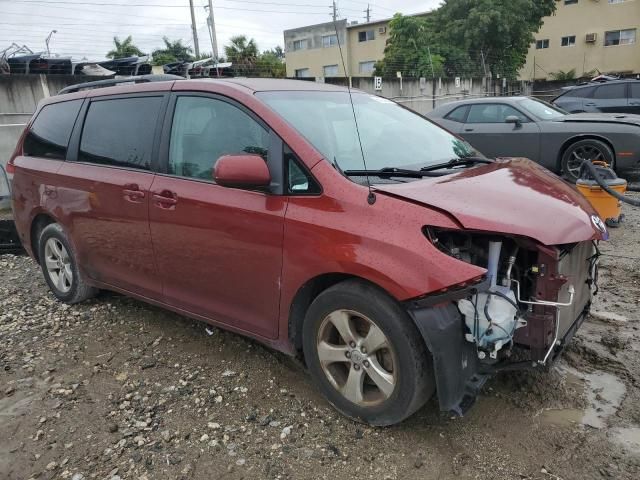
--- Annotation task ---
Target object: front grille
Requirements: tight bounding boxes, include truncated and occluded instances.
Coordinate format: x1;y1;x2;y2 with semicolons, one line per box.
557;242;595;337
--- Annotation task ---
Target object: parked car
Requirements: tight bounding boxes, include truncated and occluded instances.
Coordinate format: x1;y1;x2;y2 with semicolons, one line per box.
8;78;606;425
426;96;640;181
552;79;640;114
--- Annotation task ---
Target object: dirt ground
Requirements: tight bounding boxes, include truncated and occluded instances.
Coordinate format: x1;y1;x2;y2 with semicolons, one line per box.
2;193;640;480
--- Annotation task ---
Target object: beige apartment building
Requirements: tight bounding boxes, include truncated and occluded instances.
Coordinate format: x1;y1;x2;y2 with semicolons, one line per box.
283;16;403;78
521;0;640;80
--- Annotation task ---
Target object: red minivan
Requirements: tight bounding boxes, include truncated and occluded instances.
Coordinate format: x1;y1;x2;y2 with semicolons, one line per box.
9;77;606;425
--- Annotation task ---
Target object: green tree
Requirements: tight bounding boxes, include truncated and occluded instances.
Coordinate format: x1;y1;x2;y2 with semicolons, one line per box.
152;37;194;65
256;49;286;78
224;35;259;75
377;0;556;79
106;36;144;59
550;68;577;81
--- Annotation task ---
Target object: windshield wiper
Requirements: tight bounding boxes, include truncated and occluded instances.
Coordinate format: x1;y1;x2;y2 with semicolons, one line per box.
343;167;449;178
420;156;493;172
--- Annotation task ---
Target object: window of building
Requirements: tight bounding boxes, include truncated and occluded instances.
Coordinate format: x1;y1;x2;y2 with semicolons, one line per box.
605;29;636;46
536;39;550;49
78;97;163;170
323;64;339;77
168;96;269;181
564;0;578;5
322;34;338;48
23;99;82;160
292;39;307;51
359;61;376;74
295;68;310;78
593;84;627;99
358;30;375;42
608;0;627;4
466;104;529;124
561;35;576;47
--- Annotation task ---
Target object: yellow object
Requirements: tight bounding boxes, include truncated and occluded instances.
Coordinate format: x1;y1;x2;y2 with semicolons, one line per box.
577;181;627;224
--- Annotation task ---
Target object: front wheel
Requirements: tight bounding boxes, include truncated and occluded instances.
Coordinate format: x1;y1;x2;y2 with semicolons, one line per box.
38;223;98;304
561;139;614;182
302;280;434;426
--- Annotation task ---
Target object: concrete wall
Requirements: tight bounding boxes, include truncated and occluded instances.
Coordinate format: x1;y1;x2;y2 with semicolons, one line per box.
520;0;640;80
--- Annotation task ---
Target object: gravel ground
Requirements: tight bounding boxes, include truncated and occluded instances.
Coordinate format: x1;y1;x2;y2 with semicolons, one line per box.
1;195;640;480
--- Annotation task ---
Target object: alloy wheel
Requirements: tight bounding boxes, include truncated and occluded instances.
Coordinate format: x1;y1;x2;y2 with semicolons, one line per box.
316;309;397;406
44;238;73;293
566;144;607;179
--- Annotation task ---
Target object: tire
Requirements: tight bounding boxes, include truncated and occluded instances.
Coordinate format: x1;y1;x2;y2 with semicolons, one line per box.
38;223;98;304
302;279;434;426
561;139;614;182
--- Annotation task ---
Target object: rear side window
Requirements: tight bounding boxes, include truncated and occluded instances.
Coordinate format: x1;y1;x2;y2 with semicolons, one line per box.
78;96;163;170
444;106;468;123
23;99;82;160
630;83;640;99
560;86;595;99
593;84;626;100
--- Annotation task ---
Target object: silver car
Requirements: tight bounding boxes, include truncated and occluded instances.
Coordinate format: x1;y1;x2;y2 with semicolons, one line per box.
426;96;640;181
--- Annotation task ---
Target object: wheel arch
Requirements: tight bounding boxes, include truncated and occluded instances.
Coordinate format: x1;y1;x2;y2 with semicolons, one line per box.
288;273;409;356
30;212;57;263
557;134;616;172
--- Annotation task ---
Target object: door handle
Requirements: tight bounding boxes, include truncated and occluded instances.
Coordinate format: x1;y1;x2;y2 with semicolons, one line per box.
585;102;596;107
123;184;145;202
464;128;474;132
152;190;178;209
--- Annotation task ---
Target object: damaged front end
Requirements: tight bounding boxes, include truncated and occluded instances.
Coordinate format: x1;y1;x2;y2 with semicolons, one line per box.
407;228;599;415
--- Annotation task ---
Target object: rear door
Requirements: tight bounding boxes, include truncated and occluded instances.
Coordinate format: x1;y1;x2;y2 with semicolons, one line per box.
461;103;541;161
629;83;640;114
58;93;167;298
149;93;287;339
587;83;628;113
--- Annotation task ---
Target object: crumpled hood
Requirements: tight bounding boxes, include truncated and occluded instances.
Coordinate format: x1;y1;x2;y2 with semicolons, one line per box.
557;112;640;127
374;158;606;246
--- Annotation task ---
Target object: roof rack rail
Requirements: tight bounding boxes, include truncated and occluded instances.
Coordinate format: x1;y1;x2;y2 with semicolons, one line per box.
57;74;184;95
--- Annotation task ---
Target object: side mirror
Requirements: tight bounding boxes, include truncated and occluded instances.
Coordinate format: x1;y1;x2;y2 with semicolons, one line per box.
505;115;522;127
213;154;271;188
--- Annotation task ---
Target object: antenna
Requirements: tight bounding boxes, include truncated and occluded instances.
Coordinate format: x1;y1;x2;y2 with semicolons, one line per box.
332;19;376;205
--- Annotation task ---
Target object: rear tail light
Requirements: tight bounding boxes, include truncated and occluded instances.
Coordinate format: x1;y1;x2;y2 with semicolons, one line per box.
6;126;28;174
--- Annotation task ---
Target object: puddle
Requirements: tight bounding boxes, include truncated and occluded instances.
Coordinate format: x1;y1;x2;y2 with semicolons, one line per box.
539;365;626;429
610;427;640;454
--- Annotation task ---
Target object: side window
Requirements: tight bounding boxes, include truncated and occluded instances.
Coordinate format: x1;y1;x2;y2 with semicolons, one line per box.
593;84;626;99
285;146;320;194
78;96;163;170
168;96;270;181
563;86;595;99
23;99;82;160
467;104;528;123
444;105;468;123
631;83;640;99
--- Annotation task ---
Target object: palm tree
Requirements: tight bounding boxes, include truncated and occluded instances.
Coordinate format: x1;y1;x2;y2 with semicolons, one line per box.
152;37;194;65
106;36;144;59
224;35;258;74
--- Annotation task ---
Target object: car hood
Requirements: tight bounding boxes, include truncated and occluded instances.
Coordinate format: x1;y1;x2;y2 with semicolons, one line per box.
556;112;640;127
373;158;606;246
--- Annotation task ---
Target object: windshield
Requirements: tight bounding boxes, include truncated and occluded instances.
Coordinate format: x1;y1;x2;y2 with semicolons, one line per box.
518;98;567;120
257;91;476;173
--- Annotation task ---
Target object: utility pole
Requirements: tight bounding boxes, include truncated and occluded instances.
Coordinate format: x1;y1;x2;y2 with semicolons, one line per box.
331;1;337;22
188;0;200;58
365;4;370;23
206;0;218;60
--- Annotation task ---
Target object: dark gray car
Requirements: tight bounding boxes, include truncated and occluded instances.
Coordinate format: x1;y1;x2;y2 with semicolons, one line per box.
553;80;640;115
426;96;640;181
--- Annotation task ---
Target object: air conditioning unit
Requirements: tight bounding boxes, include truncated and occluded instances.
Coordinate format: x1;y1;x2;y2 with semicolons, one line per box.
586;33;597;43
378;26;387;34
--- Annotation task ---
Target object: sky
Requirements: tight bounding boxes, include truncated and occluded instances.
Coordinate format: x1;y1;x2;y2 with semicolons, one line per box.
0;0;441;61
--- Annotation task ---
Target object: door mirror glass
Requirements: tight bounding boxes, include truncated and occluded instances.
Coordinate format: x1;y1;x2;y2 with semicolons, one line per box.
213;154;271;188
505;115;522;126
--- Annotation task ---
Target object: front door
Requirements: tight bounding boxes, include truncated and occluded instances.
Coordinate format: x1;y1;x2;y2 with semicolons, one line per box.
149;94;287;339
461;103;541;161
60;94;165;298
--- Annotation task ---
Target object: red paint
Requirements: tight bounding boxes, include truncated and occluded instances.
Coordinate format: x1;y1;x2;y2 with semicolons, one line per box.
214;154;271;187
10;79;603;355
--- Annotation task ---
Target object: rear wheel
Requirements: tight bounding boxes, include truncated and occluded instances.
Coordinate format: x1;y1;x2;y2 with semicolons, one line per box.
561;139;614;182
302;280;434;426
38;223;97;304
